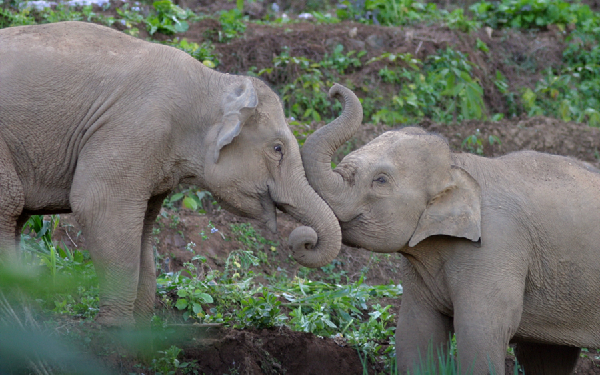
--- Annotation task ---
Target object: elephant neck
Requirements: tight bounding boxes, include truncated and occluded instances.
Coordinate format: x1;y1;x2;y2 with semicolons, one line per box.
167;63;224;190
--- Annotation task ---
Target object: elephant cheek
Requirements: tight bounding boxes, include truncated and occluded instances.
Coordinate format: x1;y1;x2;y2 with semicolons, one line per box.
341;219;408;253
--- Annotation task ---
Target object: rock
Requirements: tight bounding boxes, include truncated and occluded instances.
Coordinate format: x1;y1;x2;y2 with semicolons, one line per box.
245;1;266;19
366;34;387;49
325;37;343;50
348;39;366;51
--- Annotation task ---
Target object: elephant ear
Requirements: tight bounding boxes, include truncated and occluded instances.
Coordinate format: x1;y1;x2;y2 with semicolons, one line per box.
409;166;482;247
214;78;258;163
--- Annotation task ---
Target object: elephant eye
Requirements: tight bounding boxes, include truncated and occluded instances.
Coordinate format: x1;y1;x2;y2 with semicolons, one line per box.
274;145;282;153
374;176;388;184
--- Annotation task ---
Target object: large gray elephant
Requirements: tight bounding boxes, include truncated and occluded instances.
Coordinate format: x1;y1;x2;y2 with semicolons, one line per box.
0;22;341;327
302;85;600;374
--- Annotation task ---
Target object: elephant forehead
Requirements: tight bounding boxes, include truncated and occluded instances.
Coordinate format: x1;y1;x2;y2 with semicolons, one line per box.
357;131;450;160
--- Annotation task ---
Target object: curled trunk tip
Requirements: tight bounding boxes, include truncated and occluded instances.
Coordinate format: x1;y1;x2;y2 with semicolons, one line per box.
289;225;336;268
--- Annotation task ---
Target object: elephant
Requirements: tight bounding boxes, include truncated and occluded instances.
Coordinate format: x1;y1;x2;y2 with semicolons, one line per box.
0;21;341;327
301;85;600;374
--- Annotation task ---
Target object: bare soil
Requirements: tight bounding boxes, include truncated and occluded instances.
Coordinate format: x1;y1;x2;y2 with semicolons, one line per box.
39;1;600;373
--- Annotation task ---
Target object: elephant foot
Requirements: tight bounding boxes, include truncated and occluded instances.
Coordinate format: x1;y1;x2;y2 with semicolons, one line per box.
95;311;136;328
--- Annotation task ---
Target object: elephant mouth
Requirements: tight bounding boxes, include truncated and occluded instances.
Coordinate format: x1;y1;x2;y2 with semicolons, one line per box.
214;189;278;233
261;185;278;233
340;213;362;229
339;214;364;247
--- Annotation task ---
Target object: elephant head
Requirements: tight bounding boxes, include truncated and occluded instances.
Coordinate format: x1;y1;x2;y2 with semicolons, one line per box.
198;77;341;267
301;85;481;253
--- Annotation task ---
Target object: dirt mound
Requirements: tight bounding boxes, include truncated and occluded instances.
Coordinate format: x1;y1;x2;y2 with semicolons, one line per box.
177;326;371;375
201;20;563;116
423;116;600;165
292;115;600;168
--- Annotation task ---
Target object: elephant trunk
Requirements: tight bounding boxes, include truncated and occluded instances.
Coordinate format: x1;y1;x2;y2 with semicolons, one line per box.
301;84;363;221
274;170;342;268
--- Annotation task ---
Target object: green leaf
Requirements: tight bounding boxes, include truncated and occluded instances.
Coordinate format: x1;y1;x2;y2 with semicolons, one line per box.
170;193;184;202
196;292;213;304
192;303;202;314
175;298;188;310
182;196;198;210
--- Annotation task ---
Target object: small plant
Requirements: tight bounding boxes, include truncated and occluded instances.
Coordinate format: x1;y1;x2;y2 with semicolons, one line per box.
231;222;278;253
339;0;439;26
164;188;220;214
476;38;489;54
462;129;501;155
223;249;260;279
115;3;144;35
237;290;287;329
20;215;99;318
289;303;337;335
214;8;247;42
321;44;366;74
429;48;486;121
146;0;195;35
444;8;481;33
470;0;600;30
174;285;214;320
167;38;220;68
150;345;196;375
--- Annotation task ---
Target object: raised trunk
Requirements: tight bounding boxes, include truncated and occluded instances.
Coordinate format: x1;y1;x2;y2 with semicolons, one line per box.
301;84;363;222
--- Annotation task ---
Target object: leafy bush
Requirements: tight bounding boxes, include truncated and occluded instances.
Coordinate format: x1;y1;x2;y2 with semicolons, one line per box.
338;0;439;26
444;8;481;33
19;215;99;318
260;48;341;122
215;8;247;42
424;48;486;121
521;68;600;126
146;0;195;35
365;48;487;125
0;6;36;27
167;38;220;68
237;290;287;329
149;345;197;375
321;44;366;74
470;0;600;30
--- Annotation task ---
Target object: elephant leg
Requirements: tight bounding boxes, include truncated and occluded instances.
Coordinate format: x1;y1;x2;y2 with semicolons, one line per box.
133;193;167;325
452;301;522;374
71;174;149;326
396;291;453;373
514;342;580;375
0;141;24;260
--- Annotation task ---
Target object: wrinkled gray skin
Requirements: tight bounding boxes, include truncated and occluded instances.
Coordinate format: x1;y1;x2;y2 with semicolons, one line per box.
302;86;600;374
0;22;341;327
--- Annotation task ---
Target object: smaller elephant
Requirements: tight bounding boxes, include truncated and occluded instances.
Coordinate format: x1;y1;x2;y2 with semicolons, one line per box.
0;22;341;327
301;85;600;374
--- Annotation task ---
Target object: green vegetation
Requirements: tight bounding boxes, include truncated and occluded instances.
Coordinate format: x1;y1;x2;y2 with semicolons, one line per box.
166;38;220;68
337;0;440;26
7;213;401;372
2;0;599;131
215;8;247;42
470;0;600;31
146;0;196;35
